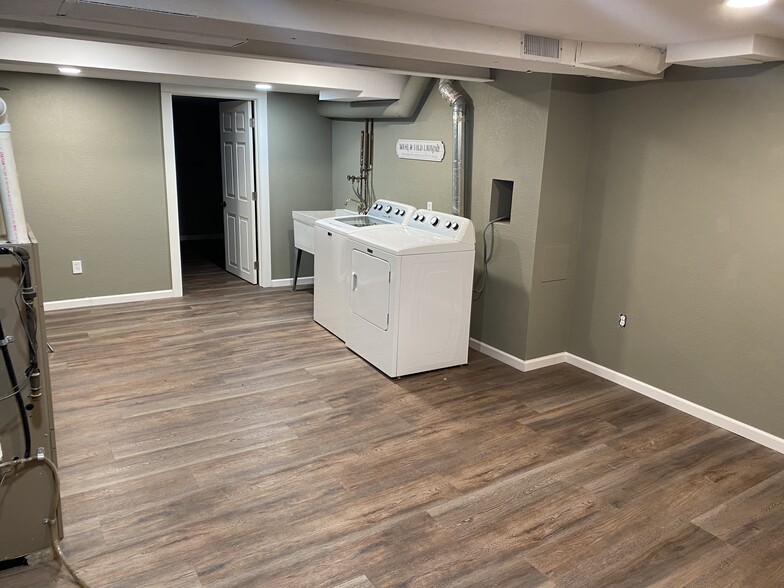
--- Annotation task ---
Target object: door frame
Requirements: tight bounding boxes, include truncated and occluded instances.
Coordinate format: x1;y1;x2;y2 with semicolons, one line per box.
160;85;272;296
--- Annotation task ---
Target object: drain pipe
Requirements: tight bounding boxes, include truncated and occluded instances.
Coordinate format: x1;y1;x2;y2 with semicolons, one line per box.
438;79;466;217
0;97;30;243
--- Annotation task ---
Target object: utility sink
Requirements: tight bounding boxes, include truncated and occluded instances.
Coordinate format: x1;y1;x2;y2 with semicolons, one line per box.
292;209;353;254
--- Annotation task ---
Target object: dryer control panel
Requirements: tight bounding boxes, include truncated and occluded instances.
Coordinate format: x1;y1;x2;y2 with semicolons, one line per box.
406;210;475;244
368;200;416;224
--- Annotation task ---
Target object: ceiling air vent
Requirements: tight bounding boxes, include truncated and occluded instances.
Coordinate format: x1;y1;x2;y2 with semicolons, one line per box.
68;0;200;18
522;33;561;60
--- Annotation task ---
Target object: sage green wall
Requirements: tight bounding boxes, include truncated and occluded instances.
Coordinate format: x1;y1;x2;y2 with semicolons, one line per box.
0;71;170;302
466;73;551;358
525;76;593;359
331;72;552;357
267;93;332;280
570;64;784;437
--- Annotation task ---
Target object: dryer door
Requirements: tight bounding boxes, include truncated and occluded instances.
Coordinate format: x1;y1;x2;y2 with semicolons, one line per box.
350;250;390;330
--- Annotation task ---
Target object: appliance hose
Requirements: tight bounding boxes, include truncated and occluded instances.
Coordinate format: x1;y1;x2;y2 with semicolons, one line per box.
473;216;508;300
0;455;91;587
0;316;30;459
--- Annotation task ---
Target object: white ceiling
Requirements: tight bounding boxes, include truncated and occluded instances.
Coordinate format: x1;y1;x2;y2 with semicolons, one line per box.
1;0;784;96
351;0;784;46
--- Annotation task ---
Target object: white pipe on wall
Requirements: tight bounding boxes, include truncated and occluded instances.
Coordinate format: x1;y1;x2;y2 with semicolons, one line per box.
0;97;30;244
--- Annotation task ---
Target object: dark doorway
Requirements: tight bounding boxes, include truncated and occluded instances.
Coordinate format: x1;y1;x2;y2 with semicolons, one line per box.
172;96;225;273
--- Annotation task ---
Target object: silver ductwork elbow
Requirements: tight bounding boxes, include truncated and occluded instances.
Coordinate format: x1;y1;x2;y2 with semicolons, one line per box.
317;76;431;120
438;79;467;217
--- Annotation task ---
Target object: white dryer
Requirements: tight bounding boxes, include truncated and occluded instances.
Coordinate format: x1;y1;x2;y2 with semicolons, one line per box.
345;210;475;377
313;200;415;341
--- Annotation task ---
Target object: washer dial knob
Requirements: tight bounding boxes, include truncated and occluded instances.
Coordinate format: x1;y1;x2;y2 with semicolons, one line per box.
430;216;439;226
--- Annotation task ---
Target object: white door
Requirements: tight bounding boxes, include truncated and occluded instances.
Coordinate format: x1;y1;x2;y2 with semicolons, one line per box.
219;100;257;284
350;249;391;331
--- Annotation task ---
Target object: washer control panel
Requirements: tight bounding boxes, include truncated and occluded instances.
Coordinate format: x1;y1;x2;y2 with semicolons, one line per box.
407;210;475;244
368;200;416;224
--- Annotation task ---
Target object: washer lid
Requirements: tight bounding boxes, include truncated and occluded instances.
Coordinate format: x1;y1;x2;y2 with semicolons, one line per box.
349;225;475;255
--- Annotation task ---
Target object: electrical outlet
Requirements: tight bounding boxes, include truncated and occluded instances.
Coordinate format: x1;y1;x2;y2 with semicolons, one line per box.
618;313;627;328
72;260;83;275
426;201;433;211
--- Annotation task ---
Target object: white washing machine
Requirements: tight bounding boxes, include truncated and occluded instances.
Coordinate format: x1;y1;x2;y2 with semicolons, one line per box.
313;199;416;341
345;209;475;377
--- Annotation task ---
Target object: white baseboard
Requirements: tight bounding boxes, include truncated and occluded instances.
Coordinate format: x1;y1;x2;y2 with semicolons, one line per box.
525;352;569;371
270;276;314;288
44;289;174;311
469;338;565;372
470;338;527;371
565;354;784;455
468;338;784;455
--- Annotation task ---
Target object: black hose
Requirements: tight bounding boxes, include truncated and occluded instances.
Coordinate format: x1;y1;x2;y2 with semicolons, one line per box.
0;317;30;458
0;246;36;459
15;247;37;368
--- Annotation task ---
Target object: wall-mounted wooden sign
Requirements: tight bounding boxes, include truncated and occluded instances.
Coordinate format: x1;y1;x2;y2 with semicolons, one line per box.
395;139;445;162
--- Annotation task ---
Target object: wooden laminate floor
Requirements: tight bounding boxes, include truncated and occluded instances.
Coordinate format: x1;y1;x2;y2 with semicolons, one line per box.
2;260;783;587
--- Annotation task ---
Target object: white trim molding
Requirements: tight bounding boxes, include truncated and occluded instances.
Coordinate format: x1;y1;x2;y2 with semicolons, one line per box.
468;338;784;455
469;338;565;372
565;354;784;455
44;290;174;312
271;276;314;289
160;85;270;294
160;90;183;297
256;93;273;288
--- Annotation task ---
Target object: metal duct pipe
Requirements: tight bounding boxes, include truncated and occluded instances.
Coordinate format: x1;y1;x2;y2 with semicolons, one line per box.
438;79;466;216
317;76;431;120
577;41;667;75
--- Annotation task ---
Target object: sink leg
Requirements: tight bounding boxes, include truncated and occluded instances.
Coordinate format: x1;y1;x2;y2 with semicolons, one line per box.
292;248;303;291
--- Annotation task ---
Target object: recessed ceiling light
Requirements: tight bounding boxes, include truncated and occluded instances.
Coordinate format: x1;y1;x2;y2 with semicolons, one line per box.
58;66;82;75
725;0;769;7
255;83;272;90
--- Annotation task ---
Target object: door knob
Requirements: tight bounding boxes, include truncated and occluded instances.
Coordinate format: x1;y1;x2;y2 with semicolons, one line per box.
221;201;227;208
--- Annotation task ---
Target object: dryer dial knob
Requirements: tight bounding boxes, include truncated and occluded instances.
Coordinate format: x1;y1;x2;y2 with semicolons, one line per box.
453;223;459;230
385;205;392;213
445;221;452;228
430;217;439;226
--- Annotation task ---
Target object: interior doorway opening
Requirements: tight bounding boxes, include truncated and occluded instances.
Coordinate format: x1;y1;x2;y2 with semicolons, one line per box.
172;96;225;277
162;86;271;296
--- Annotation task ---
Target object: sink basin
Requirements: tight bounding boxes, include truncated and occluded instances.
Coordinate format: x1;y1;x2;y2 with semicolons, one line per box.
292;209;354;253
